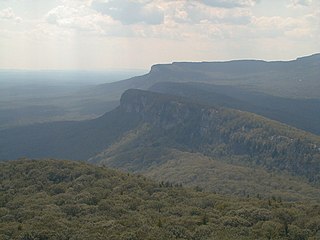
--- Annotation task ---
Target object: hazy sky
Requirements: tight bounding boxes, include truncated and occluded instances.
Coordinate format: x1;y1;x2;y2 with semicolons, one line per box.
0;0;319;70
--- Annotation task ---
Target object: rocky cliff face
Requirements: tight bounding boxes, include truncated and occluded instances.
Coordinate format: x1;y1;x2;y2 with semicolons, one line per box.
117;89;320;182
119;89;318;143
120;89;206;130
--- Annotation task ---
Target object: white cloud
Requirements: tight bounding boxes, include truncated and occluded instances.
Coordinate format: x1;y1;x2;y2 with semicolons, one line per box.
200;0;257;8
0;7;22;22
176;3;251;25
1;0;319;70
91;0;164;25
289;0;312;7
45;5;119;35
249;12;319;41
43;1;252;39
60;0;93;6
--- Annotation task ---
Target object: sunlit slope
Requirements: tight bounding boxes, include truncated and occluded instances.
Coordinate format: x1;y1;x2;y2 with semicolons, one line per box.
1;89;320;184
91;89;320;184
1;159;319;240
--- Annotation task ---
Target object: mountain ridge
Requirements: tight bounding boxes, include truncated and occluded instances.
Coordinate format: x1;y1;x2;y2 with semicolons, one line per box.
152;53;320;71
94;89;320;183
1;89;320;200
99;53;319;81
149;81;320;135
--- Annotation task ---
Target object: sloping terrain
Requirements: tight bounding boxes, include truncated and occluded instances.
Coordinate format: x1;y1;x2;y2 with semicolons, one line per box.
149;82;320;135
1;54;319;134
0;70;143;129
144;149;320;202
86;53;320;136
1;89;319;201
1;159;319;240
90;89;320;183
93;53;320;100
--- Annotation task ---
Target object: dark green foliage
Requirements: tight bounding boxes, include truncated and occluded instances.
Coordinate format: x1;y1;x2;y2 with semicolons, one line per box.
1;159;319;240
93;89;320;185
150;81;320;135
1;89;320;201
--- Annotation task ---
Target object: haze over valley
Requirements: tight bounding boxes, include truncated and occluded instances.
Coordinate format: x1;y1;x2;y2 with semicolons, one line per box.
1;53;320;240
1;0;320;239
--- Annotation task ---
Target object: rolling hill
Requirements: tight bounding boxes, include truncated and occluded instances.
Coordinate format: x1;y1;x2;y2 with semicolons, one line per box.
0;159;319;240
1;89;319;201
90;89;320;182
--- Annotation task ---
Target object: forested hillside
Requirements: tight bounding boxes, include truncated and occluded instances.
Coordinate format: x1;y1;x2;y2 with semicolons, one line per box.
1;159;319;240
91;90;320;183
1;54;319;134
150;82;320;135
1;89;319;201
85;53;320;136
1;0;319;238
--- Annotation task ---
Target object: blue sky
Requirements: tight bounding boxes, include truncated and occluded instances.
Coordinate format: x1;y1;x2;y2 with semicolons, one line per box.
0;0;319;70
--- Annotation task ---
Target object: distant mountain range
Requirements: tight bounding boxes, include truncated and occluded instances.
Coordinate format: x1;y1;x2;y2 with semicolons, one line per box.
1;55;320;239
1;89;319;201
1;53;319;134
1;53;319;201
87;53;320;135
94;53;320;99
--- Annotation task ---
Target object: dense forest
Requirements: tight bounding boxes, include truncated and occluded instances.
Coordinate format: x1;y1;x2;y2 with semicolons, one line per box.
92;90;320;183
1;0;319;236
1;54;320;239
1;89;319;204
149;81;320;135
1;159;319;240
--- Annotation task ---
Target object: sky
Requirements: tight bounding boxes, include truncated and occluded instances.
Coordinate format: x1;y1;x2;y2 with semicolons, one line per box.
0;0;319;70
